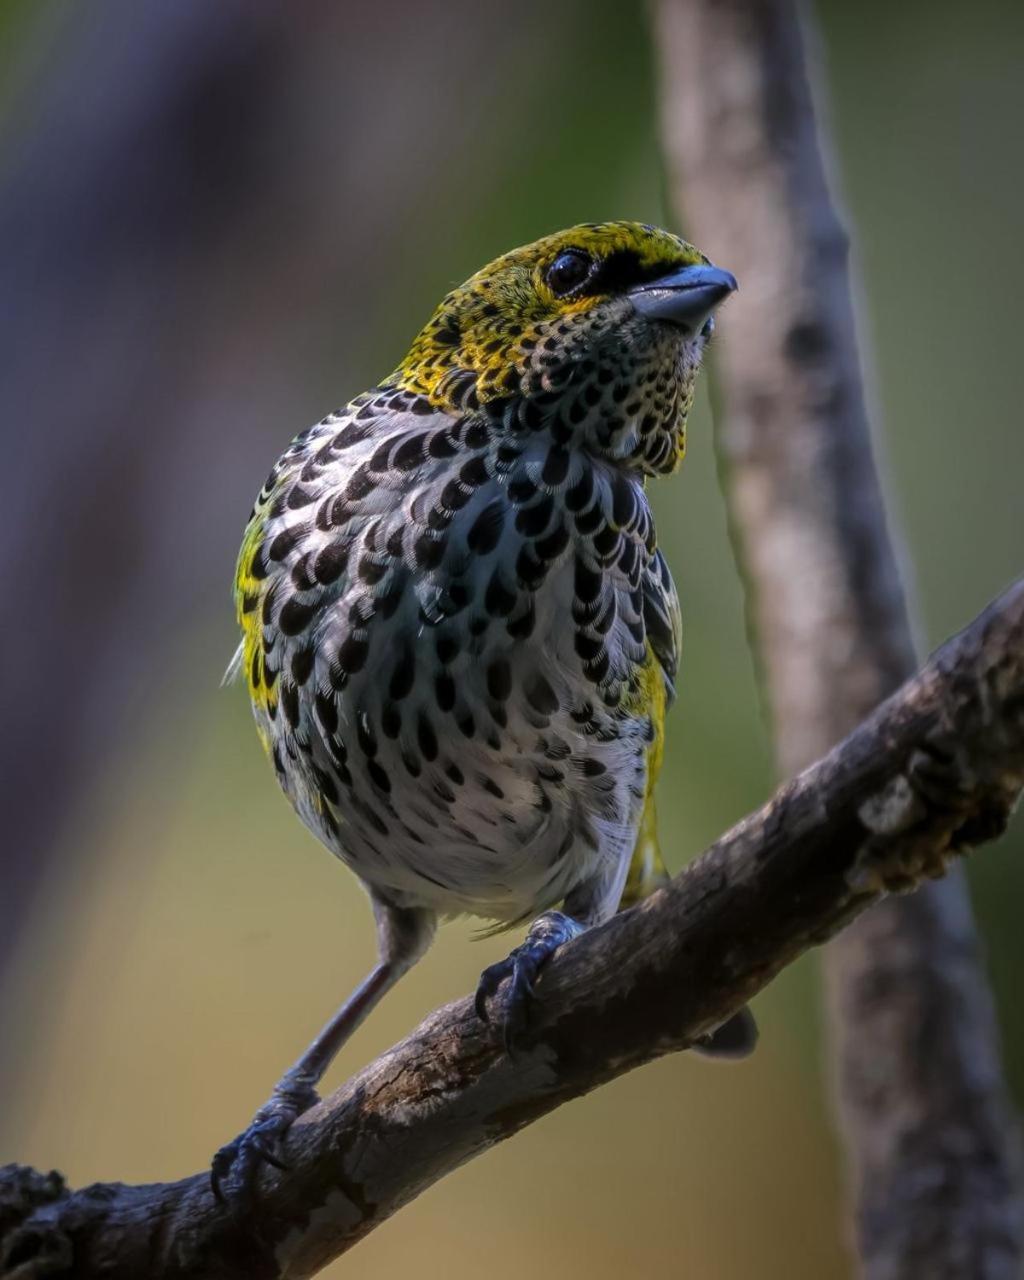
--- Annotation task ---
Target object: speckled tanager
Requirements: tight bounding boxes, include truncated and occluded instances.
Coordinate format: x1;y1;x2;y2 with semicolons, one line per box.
213;221;754;1197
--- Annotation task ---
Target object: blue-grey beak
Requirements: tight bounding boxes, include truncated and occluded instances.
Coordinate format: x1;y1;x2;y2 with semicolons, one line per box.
629;262;737;332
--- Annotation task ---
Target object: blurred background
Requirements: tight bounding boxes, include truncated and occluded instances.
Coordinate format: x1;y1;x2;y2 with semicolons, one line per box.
1;2;1021;1276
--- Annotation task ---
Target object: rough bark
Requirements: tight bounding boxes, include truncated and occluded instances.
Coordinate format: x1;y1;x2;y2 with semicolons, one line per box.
2;581;1023;1279
650;1;1023;1275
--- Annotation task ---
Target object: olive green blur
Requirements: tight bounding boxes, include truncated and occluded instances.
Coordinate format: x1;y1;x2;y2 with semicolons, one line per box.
0;2;1021;1277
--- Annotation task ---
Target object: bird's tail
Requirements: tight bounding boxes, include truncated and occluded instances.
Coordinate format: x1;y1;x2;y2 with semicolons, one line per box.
619;795;671;909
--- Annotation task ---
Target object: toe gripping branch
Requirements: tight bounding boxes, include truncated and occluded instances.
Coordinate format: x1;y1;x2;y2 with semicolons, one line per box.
473;909;759;1059
474;910;585;1051
210;1069;320;1204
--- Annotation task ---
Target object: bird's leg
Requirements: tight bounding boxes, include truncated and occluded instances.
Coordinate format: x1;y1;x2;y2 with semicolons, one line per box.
211;897;435;1202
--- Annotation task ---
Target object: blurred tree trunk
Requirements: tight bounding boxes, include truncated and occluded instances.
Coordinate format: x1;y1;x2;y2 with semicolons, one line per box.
651;0;1023;1276
1;0;287;991
0;0;513;1005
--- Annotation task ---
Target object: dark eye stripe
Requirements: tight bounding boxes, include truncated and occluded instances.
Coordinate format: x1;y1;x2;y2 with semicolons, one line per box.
561;248;695;300
598;249;689;294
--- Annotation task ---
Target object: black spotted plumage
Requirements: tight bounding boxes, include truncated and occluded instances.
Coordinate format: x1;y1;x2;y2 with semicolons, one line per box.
237;365;686;918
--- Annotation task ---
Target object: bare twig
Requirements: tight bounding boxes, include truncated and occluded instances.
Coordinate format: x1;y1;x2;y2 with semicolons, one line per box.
651;0;1023;1274
2;581;1023;1279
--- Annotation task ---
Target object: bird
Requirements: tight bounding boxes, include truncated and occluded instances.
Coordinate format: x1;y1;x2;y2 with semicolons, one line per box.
212;221;754;1198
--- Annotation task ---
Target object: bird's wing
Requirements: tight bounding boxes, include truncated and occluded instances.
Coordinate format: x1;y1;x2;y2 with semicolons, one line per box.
230;392;458;747
618;547;680;908
641;545;682;705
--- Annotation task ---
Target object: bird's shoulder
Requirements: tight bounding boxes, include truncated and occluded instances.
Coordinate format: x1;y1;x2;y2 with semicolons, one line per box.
231;388;450;699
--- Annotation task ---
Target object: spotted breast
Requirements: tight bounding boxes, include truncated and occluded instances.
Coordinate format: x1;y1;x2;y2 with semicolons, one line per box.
237;387;676;925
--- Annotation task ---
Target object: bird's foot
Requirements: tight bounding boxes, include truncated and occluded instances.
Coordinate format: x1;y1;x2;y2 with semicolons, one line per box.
474;910;584;1051
210;1069;320;1204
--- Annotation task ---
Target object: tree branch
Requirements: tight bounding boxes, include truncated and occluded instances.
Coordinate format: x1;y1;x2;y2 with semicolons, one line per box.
2;581;1023;1279
650;0;1024;1273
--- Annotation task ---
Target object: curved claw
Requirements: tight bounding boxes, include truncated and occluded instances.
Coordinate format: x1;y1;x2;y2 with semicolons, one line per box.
210;1077;320;1204
249;1131;291;1172
474;963;503;1023
474;911;584;1052
210;1142;241;1204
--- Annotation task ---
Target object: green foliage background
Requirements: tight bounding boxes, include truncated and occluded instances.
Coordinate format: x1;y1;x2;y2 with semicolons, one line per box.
1;3;1021;1275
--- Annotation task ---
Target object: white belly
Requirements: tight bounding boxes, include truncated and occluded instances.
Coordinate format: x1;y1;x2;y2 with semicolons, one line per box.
267;554;650;923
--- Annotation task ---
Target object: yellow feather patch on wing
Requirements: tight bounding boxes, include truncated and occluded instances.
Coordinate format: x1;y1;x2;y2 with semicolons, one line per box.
233;508;276;721
620;646;671;909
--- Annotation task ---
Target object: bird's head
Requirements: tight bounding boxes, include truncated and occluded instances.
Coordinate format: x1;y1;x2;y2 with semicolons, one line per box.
390;221;736;475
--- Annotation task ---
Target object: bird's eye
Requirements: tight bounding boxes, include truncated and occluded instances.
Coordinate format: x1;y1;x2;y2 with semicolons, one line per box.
546;250;593;297
700;315;715;341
